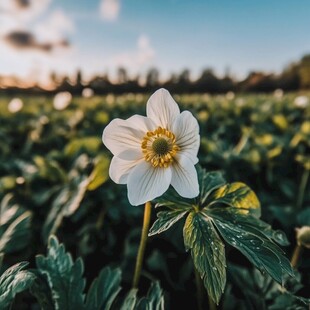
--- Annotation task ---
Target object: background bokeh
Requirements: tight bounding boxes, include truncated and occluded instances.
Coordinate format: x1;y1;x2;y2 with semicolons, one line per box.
0;1;309;309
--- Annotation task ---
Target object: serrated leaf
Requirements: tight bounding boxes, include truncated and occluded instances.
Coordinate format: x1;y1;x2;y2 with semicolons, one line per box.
148;210;188;236
120;289;138;310
183;212;226;304
210;182;261;217
227;264;279;309
85;266;121;310
155;188;193;211
270;292;310;310
36;235;86;310
209;208;294;285
0;262;35;310
0;211;32;254
197;167;226;206
135;281;165;310
207;207;289;246
145;281;165;310
29;272;55;310
87;155;110;191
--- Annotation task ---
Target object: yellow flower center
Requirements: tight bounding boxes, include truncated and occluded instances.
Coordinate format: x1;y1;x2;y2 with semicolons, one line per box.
141;127;179;168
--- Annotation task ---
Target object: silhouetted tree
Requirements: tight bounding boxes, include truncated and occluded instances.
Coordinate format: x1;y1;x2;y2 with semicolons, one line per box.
299;55;310;89
146;68;159;88
117;67;128;84
195;69;220;93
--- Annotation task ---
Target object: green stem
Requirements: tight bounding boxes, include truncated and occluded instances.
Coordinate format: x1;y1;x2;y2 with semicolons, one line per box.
296;168;309;209
208;294;217;310
233;132;249;155
291;244;303;268
132;201;152;288
194;268;204;310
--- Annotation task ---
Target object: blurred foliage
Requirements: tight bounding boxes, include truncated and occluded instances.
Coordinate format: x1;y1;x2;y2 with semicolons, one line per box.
0;92;309;309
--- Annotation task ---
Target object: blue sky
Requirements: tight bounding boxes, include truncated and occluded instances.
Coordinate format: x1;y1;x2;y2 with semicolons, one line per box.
0;0;309;86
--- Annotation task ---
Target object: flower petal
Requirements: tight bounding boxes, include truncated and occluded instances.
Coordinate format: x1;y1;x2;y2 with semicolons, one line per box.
146;88;180;129
127;162;172;206
171;155;199;198
117;149;143;161
172;111;200;164
109;156;142;184
126;115;156;132
102;115;154;157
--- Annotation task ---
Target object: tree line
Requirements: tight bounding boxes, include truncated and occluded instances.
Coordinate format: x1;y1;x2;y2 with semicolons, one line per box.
1;54;310;95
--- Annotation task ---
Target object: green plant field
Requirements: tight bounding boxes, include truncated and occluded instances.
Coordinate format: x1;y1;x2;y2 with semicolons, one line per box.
0;92;309;309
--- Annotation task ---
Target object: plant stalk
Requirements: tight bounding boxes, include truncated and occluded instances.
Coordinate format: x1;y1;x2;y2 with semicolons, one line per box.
291;244;303;268
296;168;309;209
194;268;204;310
208;294;217;310
132;201;152;288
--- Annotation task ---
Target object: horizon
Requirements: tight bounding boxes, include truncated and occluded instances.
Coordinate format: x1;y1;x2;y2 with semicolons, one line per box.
1;0;310;88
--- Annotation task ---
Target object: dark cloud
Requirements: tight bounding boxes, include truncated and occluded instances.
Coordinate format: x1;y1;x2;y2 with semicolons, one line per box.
4;30;70;52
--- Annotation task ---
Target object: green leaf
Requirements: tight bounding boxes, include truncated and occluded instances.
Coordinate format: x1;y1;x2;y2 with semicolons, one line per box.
29;272;55;310
183;212;226;305
135;281;165;310
208;208;294;285
0;262;35;310
87;155;110;191
64;137;102;156
196;167;226;206
63;175;89;216
0;195;32;254
155;188;193;210
33;155;67;183
36;235;86;310
270;293;310;310
210;182;261;217
207;207;289;246
85;266;121;310
148;210;188;236
120;289;138;310
0;211;32;254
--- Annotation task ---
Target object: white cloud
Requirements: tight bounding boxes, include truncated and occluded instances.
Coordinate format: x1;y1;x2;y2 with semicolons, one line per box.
34;9;75;43
111;34;155;70
100;0;120;22
0;0;52;22
0;0;76;87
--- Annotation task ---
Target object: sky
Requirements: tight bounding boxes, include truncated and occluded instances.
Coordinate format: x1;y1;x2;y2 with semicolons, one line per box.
0;0;310;86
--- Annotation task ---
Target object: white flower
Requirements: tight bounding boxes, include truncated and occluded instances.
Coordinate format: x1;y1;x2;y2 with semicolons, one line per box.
273;88;284;99
82;88;94;98
102;88;200;206
294;95;309;108
8;98;23;113
226;91;235;100
53;92;72;110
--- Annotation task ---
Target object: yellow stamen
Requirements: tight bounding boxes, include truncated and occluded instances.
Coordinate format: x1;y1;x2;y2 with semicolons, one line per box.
141;127;179;168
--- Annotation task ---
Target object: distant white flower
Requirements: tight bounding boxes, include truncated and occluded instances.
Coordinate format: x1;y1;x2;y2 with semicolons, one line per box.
236;98;245;107
82;88;94;98
274;88;284;99
106;94;115;106
102;88;200;206
226;91;235;100
294;95;309;108
53;92;72;110
8;98;23;113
